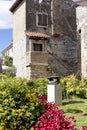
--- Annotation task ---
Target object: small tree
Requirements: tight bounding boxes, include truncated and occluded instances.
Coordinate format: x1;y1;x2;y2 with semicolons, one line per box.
2;55;15;77
3;55;13;67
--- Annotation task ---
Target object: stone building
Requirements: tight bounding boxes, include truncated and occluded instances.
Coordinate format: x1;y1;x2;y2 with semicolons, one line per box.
10;0;78;79
76;0;87;78
1;43;13;66
2;43;13;57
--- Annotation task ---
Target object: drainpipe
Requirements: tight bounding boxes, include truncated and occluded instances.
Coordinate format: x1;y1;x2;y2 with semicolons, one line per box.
51;0;54;36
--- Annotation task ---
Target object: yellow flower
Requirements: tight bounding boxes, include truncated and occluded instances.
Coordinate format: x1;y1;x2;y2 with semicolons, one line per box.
16;94;19;97
0;91;6;95
12;109;17;113
36;102;39;106
20;98;22;101
25;123;29;127
30;103;34;106
19;126;23;130
26;111;31;117
18;113;22;117
4;99;8;103
0;108;3;112
0;126;4;130
4;110;8;115
0;91;2;94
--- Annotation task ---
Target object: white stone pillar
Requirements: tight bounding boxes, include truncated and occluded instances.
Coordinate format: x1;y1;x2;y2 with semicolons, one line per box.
47;76;62;106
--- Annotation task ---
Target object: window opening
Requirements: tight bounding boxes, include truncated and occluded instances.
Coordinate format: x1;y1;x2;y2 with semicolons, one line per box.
33;43;43;51
36;12;48;27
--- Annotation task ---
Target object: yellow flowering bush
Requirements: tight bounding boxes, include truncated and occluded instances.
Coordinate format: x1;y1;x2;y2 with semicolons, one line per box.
27;78;48;96
0;76;43;129
60;74;87;99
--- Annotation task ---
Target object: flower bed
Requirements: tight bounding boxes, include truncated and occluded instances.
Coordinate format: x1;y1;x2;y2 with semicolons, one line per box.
31;95;76;130
0;76;87;130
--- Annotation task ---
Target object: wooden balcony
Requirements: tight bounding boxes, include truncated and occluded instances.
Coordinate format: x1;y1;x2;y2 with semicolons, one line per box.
26;52;48;65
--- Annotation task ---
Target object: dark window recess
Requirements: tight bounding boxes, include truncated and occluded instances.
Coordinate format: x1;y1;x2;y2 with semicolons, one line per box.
37;13;48;27
78;29;81;34
33;43;43;51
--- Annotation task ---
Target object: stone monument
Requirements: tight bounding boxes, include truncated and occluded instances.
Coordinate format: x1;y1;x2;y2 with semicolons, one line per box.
47;76;62;106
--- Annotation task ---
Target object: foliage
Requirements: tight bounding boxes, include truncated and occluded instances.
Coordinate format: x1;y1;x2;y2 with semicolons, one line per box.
0;75;87;129
32;102;76;130
60;74;87;99
2;55;15;77
3;55;13;67
0;77;43;130
27;78;48;96
3;69;16;78
79;78;87;98
0;74;8;80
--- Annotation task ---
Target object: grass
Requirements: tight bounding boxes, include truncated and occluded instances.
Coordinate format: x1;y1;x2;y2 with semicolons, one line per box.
59;99;87;129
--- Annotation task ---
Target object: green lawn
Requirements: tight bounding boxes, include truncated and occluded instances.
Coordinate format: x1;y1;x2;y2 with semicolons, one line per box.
59;99;87;129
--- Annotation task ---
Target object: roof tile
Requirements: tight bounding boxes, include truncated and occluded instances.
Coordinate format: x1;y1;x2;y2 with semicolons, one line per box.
26;32;50;39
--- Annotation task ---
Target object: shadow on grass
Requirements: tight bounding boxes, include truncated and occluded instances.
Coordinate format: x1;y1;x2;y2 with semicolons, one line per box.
66;108;83;114
62;100;85;105
82;113;87;116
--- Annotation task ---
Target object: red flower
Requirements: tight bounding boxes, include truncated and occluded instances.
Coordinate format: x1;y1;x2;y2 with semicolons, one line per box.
32;100;76;130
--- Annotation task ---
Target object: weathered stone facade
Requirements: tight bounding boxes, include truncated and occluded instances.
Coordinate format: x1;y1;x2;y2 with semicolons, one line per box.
11;0;27;78
48;0;77;76
13;38;26;78
26;0;51;34
10;0;78;79
76;1;87;78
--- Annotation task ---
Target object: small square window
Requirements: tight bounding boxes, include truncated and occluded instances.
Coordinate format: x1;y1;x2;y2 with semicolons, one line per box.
36;12;48;27
33;43;43;51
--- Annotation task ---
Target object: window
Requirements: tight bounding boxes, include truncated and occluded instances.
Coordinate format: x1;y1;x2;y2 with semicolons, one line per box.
36;13;48;27
33;43;43;51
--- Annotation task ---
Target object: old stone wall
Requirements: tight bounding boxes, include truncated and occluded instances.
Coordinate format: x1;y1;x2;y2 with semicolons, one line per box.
25;0;78;77
48;36;77;76
48;0;78;77
53;0;76;40
26;0;51;34
30;65;48;79
12;0;78;79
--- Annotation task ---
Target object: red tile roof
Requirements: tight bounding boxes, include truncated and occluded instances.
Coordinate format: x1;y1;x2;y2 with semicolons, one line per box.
26;32;50;39
10;0;23;12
